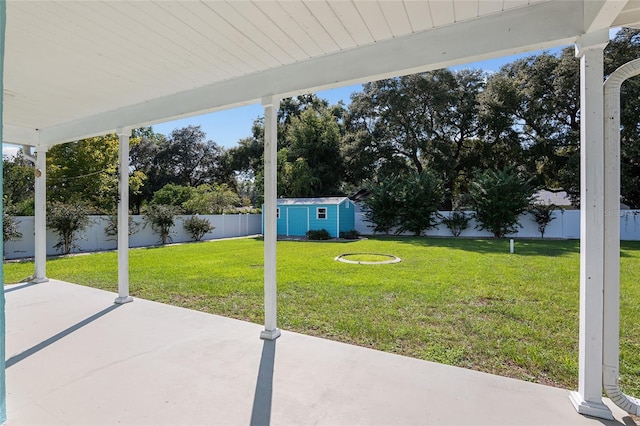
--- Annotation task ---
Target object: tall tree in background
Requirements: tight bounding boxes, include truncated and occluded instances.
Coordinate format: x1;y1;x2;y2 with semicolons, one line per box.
130;125;233;212
228;95;345;200
479;48;580;204
47;131;147;213
283;107;343;196
47;134;121;212
342;69;485;208
154;125;231;188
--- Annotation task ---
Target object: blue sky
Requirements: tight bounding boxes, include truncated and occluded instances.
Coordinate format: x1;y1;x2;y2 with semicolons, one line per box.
152;46;569;149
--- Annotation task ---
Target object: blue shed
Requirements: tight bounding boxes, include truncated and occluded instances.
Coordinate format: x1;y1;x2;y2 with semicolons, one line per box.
263;197;355;238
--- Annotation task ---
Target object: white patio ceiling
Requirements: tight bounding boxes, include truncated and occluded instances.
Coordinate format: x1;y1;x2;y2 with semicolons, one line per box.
3;0;640;148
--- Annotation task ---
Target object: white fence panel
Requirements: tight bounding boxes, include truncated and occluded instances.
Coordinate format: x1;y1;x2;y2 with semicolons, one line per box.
4;214;262;260
354;207;640;241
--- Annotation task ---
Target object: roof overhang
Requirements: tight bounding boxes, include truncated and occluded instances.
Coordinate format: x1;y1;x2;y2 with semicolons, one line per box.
3;0;640;148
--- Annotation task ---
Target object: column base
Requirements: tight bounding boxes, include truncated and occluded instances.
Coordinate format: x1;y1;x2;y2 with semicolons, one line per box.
114;296;133;304
260;328;281;340
31;277;49;284
570;391;614;420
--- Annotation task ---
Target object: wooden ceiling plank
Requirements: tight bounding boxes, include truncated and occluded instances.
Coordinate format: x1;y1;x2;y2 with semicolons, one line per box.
229;1;307;61
254;1;325;57
454;0;479;22
404;0;434;31
353;1;393;41
478;0;505;16
328;1;374;46
378;1;414;38
503;0;531;10
212;1;294;65
129;1;235;79
304;1;357;50
277;1;340;54
156;1;261;75
428;0;456;27
197;2;281;69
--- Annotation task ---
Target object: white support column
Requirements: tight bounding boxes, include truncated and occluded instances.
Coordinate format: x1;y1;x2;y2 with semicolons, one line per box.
569;30;613;420
260;96;281;341
115;128;133;304
33;146;49;283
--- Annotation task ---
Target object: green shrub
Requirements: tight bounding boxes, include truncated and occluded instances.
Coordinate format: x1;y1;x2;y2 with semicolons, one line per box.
3;212;23;259
184;216;215;241
3;212;22;244
47;201;92;255
339;230;360;240
104;214;141;240
441;211;470;237
529;203;561;238
307;229;331;240
469;167;535;238
143;204;181;245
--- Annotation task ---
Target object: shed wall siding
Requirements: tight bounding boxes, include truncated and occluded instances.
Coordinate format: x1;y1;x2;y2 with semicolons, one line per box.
339;200;355;233
308;204;339;237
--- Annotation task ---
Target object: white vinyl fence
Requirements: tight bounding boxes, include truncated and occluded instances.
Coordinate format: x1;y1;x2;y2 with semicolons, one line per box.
354;208;640;241
7;209;640;260
4;214;262;260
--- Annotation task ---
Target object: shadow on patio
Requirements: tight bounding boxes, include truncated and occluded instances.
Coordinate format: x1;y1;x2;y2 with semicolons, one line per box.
4;280;634;425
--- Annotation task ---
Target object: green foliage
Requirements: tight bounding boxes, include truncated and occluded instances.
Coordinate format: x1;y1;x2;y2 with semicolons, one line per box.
306;229;331;240
152;184;195;207
469;168;535;238
3;151;35;215
143;204;181;245
441;210;471;237
48;135;120;212
46;201;92;255
479;48;580;205
339;230;360;240
363;174;401;235
182;184;241;214
528;203;561;238
3;212;22;252
363;170;444;236
395;170;445;236
183;216;215;242
282;107;343;196
343;69;485;208
278;152;320;198
103;214;141;240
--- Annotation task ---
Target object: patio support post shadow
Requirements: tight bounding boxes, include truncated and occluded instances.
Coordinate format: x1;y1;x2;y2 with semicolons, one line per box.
33;145;49;283
569;30;613;420
115;127;133;304
260;95;281;341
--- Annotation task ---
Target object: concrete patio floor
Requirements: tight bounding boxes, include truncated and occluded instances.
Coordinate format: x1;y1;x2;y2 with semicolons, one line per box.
3;280;636;426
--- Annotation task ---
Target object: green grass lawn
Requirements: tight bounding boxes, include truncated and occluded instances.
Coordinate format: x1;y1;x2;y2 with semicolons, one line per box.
4;237;640;396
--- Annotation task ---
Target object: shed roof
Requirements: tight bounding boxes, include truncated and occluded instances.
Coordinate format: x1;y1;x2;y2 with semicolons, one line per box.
277;197;350;206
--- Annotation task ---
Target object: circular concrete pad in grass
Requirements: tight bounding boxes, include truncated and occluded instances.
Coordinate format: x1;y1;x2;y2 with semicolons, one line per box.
335;253;401;265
